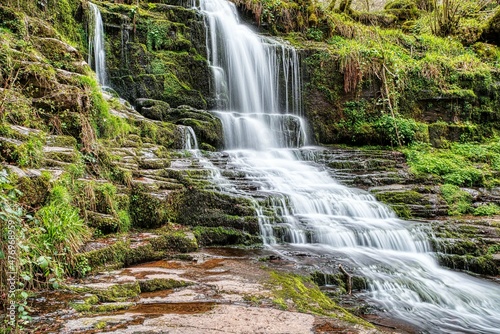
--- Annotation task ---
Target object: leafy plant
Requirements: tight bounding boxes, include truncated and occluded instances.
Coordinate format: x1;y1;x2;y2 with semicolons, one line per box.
473;203;500;216
440;184;472;215
16;134;45;168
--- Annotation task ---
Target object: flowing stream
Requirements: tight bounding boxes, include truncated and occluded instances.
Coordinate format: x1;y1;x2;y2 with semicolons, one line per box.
199;0;500;333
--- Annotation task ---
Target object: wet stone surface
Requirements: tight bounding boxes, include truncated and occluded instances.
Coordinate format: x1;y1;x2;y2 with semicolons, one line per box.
26;248;391;334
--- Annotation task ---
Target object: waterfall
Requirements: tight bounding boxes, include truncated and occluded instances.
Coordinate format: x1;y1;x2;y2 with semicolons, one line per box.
180;126;199;150
88;3;107;86
202;0;306;149
199;0;500;333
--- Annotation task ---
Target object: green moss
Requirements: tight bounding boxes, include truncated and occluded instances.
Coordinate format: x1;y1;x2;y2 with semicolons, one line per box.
92;302;133;313
149;230;198;253
69;282;141;303
473;203;500;216
76;241;129;270
268;272;373;327
70;294;99;312
403;142;497;187
138;278;191;292
16;172;52;209
193;226;262;246
375;190;425;204
170;188;259;234
15;133;45;168
130;184;171;228
86;212;121;235
437;254;499;276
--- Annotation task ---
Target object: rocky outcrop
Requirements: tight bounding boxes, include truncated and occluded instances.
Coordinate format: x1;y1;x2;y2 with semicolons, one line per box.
96;1;214;110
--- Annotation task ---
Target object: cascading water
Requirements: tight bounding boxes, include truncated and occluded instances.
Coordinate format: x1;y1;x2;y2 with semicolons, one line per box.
88;3;107;86
180;125;199;150
199;0;500;332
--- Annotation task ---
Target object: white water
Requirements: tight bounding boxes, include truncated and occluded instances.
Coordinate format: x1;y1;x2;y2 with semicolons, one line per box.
200;0;500;332
180;125;199;150
88;3;107;86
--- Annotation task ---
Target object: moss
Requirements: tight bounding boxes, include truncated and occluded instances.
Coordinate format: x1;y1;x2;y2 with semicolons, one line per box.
138;278;191;292
70;294;99;312
268;272;373;327
170;188;259;234
86;211;121;235
16;172;52;209
384;0;420;22
193;226;262;246
375;190;425;205
69;281;141;303
130;184;171;228
149;230;198;253
482;7;500;45
437;254;499;276
15;133;45;168
76;241;129;270
440;184;472;216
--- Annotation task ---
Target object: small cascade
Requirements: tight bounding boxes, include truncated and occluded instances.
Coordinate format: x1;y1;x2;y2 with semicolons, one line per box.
199;0;500;332
88;3;107;86
180;126;199;150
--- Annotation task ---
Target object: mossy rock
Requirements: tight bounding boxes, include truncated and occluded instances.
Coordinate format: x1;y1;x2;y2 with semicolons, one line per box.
138;158;170;169
91;302;134;313
437;254;498;276
130;184;172;228
16;173;52;209
375;190;426;205
149;230;198;253
76;241;129;270
69;282;141;303
384;0;420;22
193;226;262;246
482;8;500;46
0;137;22;163
46;135;78;147
33;37;86;74
0;4;26;34
86;211;120;234
170;188;259;234
138;278;191;293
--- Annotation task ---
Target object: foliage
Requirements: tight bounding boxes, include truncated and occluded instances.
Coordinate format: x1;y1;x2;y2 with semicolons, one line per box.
403;141;500;187
15;133;45;168
0;170;30;329
30;183;91;284
473;203;500;216
375;114;425;145
440;184;472;215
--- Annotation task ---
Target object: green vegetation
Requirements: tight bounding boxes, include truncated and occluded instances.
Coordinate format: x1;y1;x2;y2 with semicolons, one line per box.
404;141;500;188
269;271;373;327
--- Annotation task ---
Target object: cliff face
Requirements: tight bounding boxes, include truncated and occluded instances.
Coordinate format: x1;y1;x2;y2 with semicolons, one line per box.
98;1;214;109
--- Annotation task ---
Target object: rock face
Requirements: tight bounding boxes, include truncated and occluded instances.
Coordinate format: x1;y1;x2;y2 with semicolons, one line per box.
135;99;223;149
98;2;214;110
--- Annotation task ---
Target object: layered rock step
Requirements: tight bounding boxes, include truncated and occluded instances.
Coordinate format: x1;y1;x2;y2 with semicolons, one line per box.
27;249;379;334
